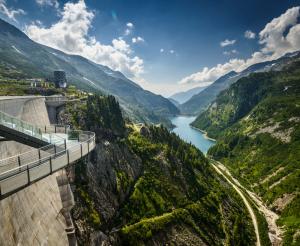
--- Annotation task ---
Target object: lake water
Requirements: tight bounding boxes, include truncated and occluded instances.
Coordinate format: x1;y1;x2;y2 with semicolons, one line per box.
171;116;215;154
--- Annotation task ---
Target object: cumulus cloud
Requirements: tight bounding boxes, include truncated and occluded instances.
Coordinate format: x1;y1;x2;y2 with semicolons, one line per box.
25;0;144;79
180;6;300;85
132;36;144;44
160;48;164;53
0;0;25;22
244;30;256;39
169;49;175;54
179;58;245;85
220;39;236;47
36;0;59;8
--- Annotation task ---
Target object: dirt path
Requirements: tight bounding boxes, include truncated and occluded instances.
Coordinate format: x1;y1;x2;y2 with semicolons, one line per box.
212;160;283;246
211;163;261;246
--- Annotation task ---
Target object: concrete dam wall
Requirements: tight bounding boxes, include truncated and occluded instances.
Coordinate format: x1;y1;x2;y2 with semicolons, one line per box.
0;97;69;246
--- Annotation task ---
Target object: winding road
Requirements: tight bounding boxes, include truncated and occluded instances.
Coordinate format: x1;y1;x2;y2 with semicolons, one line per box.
211;161;261;246
211;159;283;246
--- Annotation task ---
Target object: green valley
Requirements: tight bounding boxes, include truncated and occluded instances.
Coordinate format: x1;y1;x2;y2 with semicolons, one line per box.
61;95;256;245
192;60;300;245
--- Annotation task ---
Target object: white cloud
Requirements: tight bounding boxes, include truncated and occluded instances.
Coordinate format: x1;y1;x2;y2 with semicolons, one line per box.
124;22;134;36
132;36;144;44
36;0;59;8
180;6;300;85
244;30;256;39
0;0;26;22
170;49;175;54
223;49;238;55
160;48;164;53
179;58;244;85
126;22;133;28
25;0;144;79
112;38;131;53
220;39;236;47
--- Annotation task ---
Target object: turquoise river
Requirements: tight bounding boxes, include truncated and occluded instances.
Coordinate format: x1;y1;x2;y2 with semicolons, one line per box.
171;116;215;154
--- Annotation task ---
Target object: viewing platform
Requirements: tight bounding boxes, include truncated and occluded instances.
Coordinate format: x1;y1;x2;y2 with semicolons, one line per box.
0;98;95;200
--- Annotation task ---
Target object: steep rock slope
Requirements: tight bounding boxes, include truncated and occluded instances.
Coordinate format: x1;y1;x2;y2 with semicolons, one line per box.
193;61;300;245
180;51;300;115
60;95;256;245
0;97;68;245
0;18;178;124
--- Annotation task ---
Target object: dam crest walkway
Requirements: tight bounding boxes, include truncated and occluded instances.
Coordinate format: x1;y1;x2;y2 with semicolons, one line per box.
0;97;95;199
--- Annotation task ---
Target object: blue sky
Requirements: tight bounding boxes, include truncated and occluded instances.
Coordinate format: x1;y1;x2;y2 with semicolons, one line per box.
1;0;300;96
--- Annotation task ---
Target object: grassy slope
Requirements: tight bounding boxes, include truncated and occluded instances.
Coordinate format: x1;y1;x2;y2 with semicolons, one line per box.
193;61;300;245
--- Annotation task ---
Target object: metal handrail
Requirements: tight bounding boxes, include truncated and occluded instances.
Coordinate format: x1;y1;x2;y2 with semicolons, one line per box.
0;131;95;181
0;110;70;138
0;103;96;199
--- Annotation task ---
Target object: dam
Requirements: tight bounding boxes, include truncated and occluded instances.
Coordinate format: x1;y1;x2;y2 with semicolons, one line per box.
0;96;95;246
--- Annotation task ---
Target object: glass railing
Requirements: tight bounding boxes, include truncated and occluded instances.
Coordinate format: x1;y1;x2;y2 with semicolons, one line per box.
0;107;96;198
0;110;43;139
0;110;70;142
0;130;96;198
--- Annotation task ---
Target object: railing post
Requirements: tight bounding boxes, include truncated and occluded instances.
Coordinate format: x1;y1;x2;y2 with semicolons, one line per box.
45;125;46;133
80;143;83;158
27;165;30;185
67;149;70;165
49;156;53;174
38;149;41;159
18;156;21;171
64;139;67;150
55;125;57;133
54;145;57;156
87;140;90;153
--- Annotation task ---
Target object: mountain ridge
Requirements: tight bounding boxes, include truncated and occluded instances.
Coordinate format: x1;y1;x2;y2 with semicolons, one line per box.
180;51;300;116
169;86;207;104
0;18;179;124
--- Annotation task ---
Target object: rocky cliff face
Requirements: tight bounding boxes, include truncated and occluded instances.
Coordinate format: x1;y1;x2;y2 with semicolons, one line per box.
72;140;143;245
0;97;69;246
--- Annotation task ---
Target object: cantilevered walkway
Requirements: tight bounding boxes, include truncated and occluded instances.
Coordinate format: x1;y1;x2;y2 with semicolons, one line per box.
0;103;95;200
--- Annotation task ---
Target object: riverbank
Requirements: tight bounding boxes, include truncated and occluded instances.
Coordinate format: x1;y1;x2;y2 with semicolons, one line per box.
170;116;215;154
190;125;216;142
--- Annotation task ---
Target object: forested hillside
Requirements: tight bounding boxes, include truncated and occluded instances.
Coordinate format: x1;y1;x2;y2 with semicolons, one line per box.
59;95;255;245
193;61;300;245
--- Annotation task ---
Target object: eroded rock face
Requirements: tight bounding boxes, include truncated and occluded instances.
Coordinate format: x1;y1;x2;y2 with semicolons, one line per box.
87;141;142;221
0;97;68;246
73;139;143;245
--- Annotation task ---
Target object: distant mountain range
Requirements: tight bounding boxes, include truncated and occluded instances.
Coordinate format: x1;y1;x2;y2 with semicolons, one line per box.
169;86;207;104
0;18;179;124
179;51;300;115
